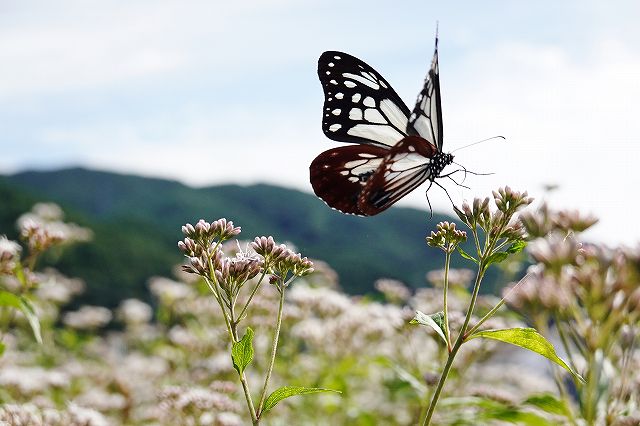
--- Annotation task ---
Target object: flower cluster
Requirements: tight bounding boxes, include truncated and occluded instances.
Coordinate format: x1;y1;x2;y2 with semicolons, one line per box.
181;218;241;245
520;202;599;239
17;203;92;253
250;236;314;280
0;235;22;274
178;218;240;276
214;254;261;300
426;222;467;253
20;220;65;254
454;187;532;241
178;219;314;298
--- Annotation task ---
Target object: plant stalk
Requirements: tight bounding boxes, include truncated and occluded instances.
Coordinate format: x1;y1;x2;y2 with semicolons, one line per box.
442;251;452;351
257;283;286;418
422;265;486;425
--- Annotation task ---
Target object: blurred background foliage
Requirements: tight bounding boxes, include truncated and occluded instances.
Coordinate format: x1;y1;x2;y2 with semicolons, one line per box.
0;168;506;307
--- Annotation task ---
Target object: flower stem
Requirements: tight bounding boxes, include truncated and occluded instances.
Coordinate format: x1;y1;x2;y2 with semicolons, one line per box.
443;251;452;351
237;270;268;321
422;265;486;425
257;284;286;418
207;257;258;424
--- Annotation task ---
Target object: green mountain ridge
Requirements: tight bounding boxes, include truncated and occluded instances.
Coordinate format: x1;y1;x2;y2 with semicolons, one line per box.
1;167;481;307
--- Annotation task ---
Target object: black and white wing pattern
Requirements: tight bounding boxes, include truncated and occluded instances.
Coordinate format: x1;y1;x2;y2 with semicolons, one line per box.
311;34;453;216
407;36;444;151
310;144;388;215
358;136;437;215
318;51;412;149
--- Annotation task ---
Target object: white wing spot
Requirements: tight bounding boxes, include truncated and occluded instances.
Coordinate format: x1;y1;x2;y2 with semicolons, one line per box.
344;81;356;88
333;55;341;60
349;108;363;120
340;170;349;175
328;62;334;67
348;124;404;146
364;108;386;124
348;177;358;183
358;153;376;158
344;159;367;168
352;93;362;103
363;96;376;107
380;99;410;132
329;124;341;132
363;71;377;81
335;92;344;99
342;72;380;90
325;71;331;75
330;79;338;85
331;109;341;115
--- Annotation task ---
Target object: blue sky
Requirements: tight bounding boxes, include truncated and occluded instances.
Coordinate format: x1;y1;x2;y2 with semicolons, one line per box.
2;1;640;245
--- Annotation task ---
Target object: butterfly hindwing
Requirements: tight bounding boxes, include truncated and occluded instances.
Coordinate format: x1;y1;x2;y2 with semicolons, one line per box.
318;51;412;149
407;37;444;151
310;144;389;215
358;136;438;215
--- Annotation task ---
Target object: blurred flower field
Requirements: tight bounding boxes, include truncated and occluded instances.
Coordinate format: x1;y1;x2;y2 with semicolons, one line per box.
0;197;639;425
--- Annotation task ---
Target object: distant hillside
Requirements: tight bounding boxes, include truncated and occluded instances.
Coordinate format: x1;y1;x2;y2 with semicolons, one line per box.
0;167;491;307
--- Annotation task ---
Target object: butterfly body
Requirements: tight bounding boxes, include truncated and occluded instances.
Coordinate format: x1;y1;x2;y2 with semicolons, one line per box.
311;36;454;216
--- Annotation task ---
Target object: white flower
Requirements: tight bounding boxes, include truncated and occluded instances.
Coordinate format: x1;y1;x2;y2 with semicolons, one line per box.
67;403;110;426
63;305;112;330
148;277;194;302
117;298;153;325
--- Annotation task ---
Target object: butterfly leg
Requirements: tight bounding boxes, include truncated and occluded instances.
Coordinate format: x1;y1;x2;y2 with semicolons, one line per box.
434;180;455;207
447;175;470;190
441;168;471;184
425;181;434;218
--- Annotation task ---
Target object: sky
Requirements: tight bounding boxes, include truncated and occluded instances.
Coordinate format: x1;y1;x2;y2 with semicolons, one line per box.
1;1;639;245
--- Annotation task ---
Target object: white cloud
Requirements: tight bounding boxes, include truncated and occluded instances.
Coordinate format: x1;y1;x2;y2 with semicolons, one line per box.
2;0;640;246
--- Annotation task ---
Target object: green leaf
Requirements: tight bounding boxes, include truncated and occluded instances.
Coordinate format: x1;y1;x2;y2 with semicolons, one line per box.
390;363;427;395
506;240;527;254
0;291;42;344
19;297;42;345
410;310;447;345
0;342;5;357
467;328;583;382
480;406;556;425
485;251;508;267
457;247;478;263
523;393;568;416
262;386;340;414
0;290;22;309
231;327;254;375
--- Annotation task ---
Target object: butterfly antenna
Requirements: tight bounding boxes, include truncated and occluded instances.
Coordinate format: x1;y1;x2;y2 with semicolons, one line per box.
452;161;494;177
451;135;506;153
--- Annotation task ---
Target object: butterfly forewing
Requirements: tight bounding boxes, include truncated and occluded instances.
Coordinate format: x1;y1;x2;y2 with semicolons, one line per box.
358;136;437;215
407;38;444;151
318;51;412;149
310;144;389;215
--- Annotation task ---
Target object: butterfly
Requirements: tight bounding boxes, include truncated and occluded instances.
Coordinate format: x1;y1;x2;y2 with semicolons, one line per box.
309;35;458;216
